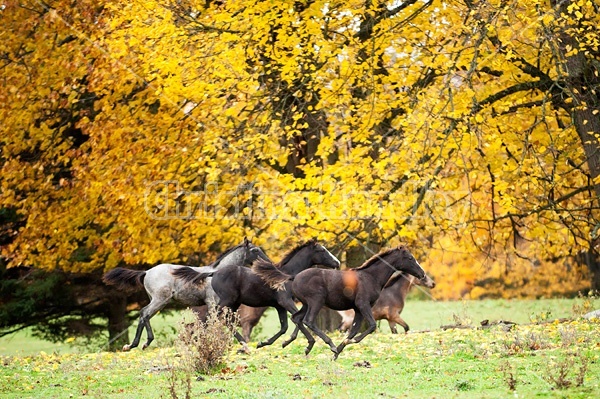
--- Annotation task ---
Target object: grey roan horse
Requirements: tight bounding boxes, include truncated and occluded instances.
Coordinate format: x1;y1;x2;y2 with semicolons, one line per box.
102;238;270;351
253;245;435;359
172;239;340;351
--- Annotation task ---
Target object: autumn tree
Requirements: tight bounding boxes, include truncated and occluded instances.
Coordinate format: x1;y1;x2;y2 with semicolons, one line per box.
2;0;600;344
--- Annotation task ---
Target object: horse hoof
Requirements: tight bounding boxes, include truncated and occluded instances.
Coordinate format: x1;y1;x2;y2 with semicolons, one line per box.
256;342;266;349
142;344;148;350
122;345;131;352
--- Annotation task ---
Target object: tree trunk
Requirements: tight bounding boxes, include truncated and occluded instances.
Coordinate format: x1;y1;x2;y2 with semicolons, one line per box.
552;0;600;198
106;294;129;351
551;1;600;292
315;307;342;333
582;251;600;293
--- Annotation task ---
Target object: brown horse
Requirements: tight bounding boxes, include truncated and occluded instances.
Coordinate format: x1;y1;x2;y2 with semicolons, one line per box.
237;274;427;342
337;272;432;333
253;245;435;359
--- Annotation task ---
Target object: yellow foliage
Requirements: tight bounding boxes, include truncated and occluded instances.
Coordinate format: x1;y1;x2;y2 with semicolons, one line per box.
1;1;598;298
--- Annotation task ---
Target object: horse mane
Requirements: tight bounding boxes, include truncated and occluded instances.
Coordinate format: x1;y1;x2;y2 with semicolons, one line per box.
252;259;292;291
211;242;245;267
276;239;316;267
354;245;405;271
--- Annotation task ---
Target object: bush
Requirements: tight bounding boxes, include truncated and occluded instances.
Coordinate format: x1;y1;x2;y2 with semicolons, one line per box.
165;308;238;399
176;307;237;375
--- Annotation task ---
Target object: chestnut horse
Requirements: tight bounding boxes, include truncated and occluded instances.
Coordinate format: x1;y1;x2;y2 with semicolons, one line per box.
338;272;433;333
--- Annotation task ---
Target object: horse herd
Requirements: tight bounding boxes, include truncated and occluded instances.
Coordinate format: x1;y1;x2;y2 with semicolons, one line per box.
102;238;435;359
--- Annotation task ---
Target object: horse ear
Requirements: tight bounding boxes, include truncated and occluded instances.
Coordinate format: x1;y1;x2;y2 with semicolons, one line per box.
244;237;249;245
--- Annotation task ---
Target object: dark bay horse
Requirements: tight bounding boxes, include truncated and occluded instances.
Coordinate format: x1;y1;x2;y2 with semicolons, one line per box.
253;245;435;359
172;239;340;351
102;238;270;351
239;273;431;341
337;272;434;333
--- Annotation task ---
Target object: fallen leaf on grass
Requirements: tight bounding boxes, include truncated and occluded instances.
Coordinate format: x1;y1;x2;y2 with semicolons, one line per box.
202;388;225;394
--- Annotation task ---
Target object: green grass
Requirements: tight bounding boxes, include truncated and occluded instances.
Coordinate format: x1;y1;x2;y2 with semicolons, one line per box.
1;319;598;398
0;298;581;356
1;298;598;398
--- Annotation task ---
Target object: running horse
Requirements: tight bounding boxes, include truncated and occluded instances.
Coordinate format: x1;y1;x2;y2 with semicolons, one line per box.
253;245;435;359
337;272;434;333
102;238;270;351
172;239;340;352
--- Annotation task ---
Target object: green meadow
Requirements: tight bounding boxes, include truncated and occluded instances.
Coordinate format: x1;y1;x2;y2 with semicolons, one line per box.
1;298;598;398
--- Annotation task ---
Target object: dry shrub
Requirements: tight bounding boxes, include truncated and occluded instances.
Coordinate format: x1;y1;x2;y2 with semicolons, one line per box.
164;308;237;399
177;307;237;375
499;361;517;391
502;330;550;355
571;291;597;318
544;351;589;389
165;358;191;399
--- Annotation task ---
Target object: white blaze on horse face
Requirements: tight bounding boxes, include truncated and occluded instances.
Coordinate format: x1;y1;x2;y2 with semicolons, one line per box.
412;256;426;278
320;244;340;267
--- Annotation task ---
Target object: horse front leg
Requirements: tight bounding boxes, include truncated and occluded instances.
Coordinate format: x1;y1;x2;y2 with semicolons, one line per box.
388;314;409;334
256;306;288;348
342;306;377;347
334;311;364;359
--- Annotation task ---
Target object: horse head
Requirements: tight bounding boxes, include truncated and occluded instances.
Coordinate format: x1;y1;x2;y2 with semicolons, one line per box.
244;239;271;265
418;273;436;289
393;245;430;283
309;241;341;269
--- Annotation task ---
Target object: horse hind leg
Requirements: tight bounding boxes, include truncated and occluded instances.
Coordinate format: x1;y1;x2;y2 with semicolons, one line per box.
256;306;288;349
283;305;316;355
123;297;168;351
276;300;316;355
301;304;338;356
123;318;146;351
216;302;250;353
282;307;306;348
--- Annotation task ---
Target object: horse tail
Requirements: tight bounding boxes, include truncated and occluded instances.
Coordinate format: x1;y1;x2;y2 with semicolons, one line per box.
171;267;214;285
102;267;146;291
251;259;292;291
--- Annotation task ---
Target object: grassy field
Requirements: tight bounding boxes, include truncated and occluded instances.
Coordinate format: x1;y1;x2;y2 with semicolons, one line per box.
1;298;599;398
0;297;581;356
